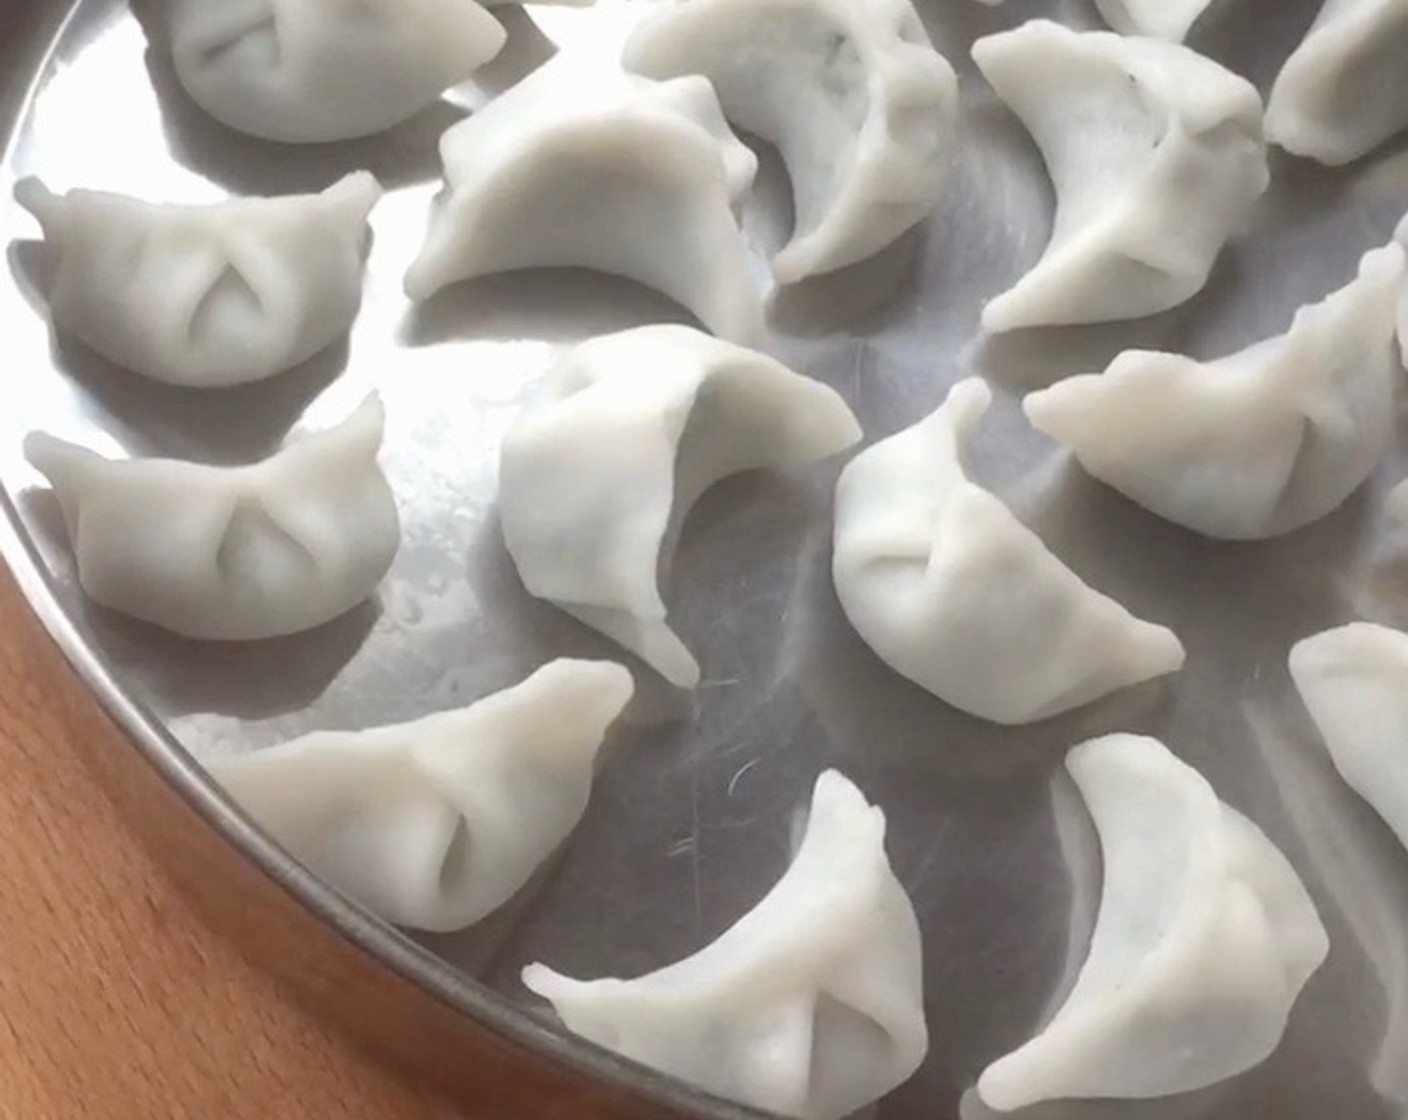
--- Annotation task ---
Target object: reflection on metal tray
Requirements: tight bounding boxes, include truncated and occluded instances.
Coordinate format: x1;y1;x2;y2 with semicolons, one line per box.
3;0;1408;1117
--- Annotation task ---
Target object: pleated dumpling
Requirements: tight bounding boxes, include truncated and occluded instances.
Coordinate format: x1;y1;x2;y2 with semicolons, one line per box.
1290;622;1408;854
210;659;634;932
167;0;507;143
523;770;928;1120
1267;0;1408;166
624;0;959;284
972;21;1267;331
15;173;381;389
26;396;399;641
500;325;860;687
978;734;1328;1110
832;378;1185;725
1025;244;1405;540
404;57;765;344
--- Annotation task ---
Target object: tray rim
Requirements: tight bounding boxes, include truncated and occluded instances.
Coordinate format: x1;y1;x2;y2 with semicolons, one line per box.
0;3;767;1117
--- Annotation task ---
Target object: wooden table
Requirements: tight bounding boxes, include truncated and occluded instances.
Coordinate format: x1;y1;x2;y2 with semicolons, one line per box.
0;572;463;1120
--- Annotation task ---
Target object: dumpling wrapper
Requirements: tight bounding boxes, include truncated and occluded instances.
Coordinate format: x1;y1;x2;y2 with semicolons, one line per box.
1266;0;1408;166
1290;622;1408;854
523;770;927;1120
832;377;1185;725
26;395;399;641
972;20;1267;332
15;172;381;389
405;57;765;345
168;0;506;142
978;733;1329;1111
210;659;634;933
1025;244;1405;540
624;0;959;284
500;324;860;688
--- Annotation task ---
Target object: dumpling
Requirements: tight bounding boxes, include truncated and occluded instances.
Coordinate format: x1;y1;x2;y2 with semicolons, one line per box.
971;21;1268;332
624;0;959;284
523;770;927;1120
977;734;1329;1111
15;173;381;389
1025;244;1405;540
166;0;506;143
1290;622;1408;854
832;378;1184;726
26;395;399;641
1266;0;1408;166
973;0;1215;42
1090;0;1215;41
405;57;765;344
1243;705;1408;1112
1390;481;1408;521
210;659;633;933
499;325;860;688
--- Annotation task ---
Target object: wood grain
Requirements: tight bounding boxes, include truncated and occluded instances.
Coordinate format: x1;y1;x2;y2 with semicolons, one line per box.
0;571;463;1120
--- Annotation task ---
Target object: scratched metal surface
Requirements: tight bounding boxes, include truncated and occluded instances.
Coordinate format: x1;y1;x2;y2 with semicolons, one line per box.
3;0;1408;1117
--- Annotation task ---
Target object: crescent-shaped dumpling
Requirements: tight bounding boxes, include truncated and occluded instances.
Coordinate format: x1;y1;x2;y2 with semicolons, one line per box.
209;659;634;933
405;57;764;344
1290;622;1408;854
167;0;507;143
972;20;1268;332
1266;0;1408;166
1090;0;1216;41
523;770;927;1120
978;734;1329;1111
499;325;860;688
1025;244;1405;540
975;0;1215;42
26;396;400;641
623;0;959;285
832;378;1185;725
15;172;381;389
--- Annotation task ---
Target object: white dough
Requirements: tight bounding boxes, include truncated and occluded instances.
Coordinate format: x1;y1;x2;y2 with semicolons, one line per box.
210;659;633;932
1290;622;1408;854
500;325;860;688
405;57;765;344
1266;0;1408;166
1025;244;1405;540
1091;0;1215;41
974;0;1215;41
832;378;1184;725
624;0;959;284
167;0;506;143
15;173;381;389
1390;480;1408;521
523;770;927;1120
26;396;399;641
972;21;1267;332
978;734;1329;1111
